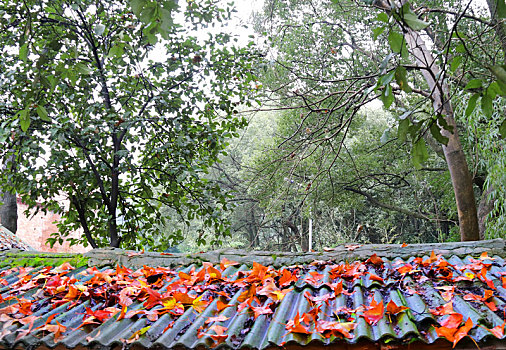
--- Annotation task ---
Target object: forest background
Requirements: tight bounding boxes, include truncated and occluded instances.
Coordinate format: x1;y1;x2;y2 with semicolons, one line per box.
0;0;505;253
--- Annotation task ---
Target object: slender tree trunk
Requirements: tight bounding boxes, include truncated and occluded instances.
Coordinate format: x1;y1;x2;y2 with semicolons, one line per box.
0;154;17;233
403;28;480;241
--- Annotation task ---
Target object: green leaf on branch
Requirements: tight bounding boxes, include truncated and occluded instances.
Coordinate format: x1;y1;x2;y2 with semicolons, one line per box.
18;109;30;132
379;70;395;86
437;115;454;133
465;93;479;117
76;62;93;75
500;119;506;138
108;45;124;58
487;82;502;100
372;26;386;40
402;12;429;30
388;31;408;57
411;138;428;169
429;120;449;145
464;79;482;90
395;66;411;92
19;43;28;62
488;64;506;88
380;84;394;108
36;105;51;122
376;13;389;23
450;56;462;73
398;118;409;143
130;0;146;16
481;94;493;118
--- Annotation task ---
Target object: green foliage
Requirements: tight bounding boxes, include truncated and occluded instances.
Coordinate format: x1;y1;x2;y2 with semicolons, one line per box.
241;0;506;248
0;0;258;249
0;253;89;269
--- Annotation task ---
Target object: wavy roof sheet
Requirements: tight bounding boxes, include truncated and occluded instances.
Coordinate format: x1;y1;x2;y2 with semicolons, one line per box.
0;248;505;349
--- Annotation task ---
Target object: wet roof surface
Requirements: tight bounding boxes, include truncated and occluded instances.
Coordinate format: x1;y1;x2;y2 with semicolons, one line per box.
0;252;505;349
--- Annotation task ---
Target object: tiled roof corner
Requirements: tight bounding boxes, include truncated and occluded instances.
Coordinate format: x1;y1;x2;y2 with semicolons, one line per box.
0;225;34;251
84;239;506;269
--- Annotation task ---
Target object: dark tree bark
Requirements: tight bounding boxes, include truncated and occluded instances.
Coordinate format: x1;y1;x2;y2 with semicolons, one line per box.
0;190;17;233
0;154;17;233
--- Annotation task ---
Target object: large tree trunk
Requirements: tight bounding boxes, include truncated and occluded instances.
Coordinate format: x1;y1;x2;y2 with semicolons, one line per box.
0;154;17;233
403;28;480;241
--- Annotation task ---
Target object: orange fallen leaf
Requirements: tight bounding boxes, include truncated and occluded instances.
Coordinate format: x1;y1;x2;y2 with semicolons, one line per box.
316;320;355;339
285;311;311;334
365;254;383;266
217;300;232;313
369;273;384;283
251;304;273;319
480;252;495;260
304;271;324;287
440;313;463;329
452;318;473;347
362;299;384;325
386;300;409;315
278;269;298;288
220;257;239;270
401;242;408;247
484;322;505;339
205;315;230;324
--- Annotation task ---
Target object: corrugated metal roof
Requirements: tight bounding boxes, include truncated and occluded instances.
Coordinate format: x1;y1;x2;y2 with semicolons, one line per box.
0;225;33;251
0;252;505;349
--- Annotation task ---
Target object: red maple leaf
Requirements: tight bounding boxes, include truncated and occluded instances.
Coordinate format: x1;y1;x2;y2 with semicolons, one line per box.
278;269;298;288
483;322;505;339
251;304;273;319
316;320;355;339
366;254;384;266
285;312;311;334
362;299;384;325
304;271;324;287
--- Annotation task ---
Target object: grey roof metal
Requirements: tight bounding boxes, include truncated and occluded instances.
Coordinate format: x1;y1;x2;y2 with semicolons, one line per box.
0;250;505;349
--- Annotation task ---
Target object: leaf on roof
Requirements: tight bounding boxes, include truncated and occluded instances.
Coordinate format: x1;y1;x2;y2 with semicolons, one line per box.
220;257;239;270
362;299;384;325
386;300;408;315
286;311;311;334
365;254;384;266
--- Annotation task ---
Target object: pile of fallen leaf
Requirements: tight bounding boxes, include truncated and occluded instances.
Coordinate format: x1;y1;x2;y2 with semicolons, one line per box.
0;251;504;348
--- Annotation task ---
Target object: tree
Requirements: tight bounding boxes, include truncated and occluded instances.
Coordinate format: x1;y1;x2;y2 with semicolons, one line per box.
253;0;505;242
0;154;17;233
0;0;257;249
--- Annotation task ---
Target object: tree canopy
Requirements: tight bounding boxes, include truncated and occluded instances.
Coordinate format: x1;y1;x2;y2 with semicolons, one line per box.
0;0;258;249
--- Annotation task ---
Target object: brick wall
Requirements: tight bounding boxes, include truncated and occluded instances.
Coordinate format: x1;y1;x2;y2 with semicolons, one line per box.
16;200;90;253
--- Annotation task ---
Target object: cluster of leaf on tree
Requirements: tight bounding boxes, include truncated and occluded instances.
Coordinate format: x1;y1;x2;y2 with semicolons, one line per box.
0;0;258;249
188;0;506;252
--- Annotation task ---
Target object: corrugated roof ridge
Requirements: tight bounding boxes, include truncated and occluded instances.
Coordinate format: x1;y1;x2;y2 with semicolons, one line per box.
80;239;506;269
